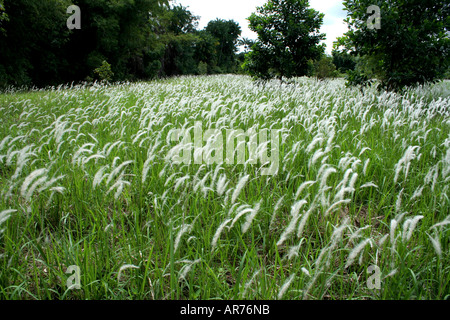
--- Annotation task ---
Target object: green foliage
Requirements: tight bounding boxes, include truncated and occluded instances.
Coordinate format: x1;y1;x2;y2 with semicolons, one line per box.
94;61;114;82
0;0;243;87
197;61;208;75
345;69;372;88
312;56;339;79
0;0;8;35
194;30;219;73
157;5;202;77
205;19;242;73
0;0;170;87
244;0;326;80
342;0;450;91
0;0;72;87
445;67;450;79
332;49;356;73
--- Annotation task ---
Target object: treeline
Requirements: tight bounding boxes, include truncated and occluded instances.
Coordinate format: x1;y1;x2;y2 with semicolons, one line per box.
1;0;447;91
0;0;242;88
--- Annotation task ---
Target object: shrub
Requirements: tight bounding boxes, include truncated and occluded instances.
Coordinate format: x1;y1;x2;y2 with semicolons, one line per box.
94;61;114;82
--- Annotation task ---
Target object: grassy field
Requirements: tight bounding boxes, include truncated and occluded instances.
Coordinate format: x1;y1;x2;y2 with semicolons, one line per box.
0;75;449;300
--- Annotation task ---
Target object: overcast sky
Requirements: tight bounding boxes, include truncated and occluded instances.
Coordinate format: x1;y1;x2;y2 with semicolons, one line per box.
173;0;349;54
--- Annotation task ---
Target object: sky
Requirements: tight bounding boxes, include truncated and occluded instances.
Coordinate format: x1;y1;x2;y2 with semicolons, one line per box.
172;0;349;54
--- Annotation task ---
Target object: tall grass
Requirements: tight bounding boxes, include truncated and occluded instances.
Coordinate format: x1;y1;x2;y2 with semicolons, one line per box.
0;75;449;300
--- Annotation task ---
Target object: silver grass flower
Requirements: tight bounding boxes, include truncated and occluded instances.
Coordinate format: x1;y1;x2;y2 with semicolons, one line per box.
0;209;15;234
231;174;249;204
106;160;134;186
241;200;262;234
345;238;372;268
277;273;296;300
402;215;424;242
211;218;232;251
21;168;48;200
427;233;442;257
117;264;139;282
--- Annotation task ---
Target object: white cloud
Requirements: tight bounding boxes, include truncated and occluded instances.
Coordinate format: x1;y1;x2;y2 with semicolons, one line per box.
174;0;348;54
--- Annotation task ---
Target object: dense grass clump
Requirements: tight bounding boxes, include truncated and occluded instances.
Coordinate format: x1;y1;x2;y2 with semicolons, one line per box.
0;75;449;300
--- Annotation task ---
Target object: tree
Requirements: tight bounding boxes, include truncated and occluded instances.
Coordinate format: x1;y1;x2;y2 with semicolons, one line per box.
342;0;450;91
67;0;168;81
0;0;8;35
0;0;72;87
205;19;242;73
238;38;256;54
243;0;326;80
194;30;219;74
0;0;169;88
331;49;356;73
94;60;114;82
157;4;200;76
312;55;339;79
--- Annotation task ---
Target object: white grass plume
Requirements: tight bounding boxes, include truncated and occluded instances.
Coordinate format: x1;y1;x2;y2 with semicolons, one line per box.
402;215;424;242
360;182;378;189
318;165;336;189
363;158;370;176
306;135;323;153
277;200;307;246
117;264;139;282
345;239;372;268
231;174;249;204
107;178;131;200
174;224;193;253
309;148;326;167
229;205;253;230
72;143;95;166
277;273;296;300
105;140;123;157
290;199;307;217
82;154;105;166
93;166;109;189
297;203;316;238
0;209;15;234
287;238;305;260
269;195;285;229
178;259;201;282
211;218;232;251
430;215;450;229
427;232;442;257
11;146;36;181
241;200;262;234
242;269;261;297
301;267;310;277
294;181;315;200
324;199;351;217
395;189;404;213
106;160;134;186
20;168;48;200
0;136;12;153
336;168;353;190
390;219;398;245
38;175;65;193
216;174;229;196
174;175;190;192
410;186;424;201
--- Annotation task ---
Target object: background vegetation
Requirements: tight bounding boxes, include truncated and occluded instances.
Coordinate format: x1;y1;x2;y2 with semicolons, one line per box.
0;0;448;91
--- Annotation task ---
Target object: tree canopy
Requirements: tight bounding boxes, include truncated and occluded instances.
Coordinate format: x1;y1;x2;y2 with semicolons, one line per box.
340;0;450;91
0;0;244;88
243;0;326;80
